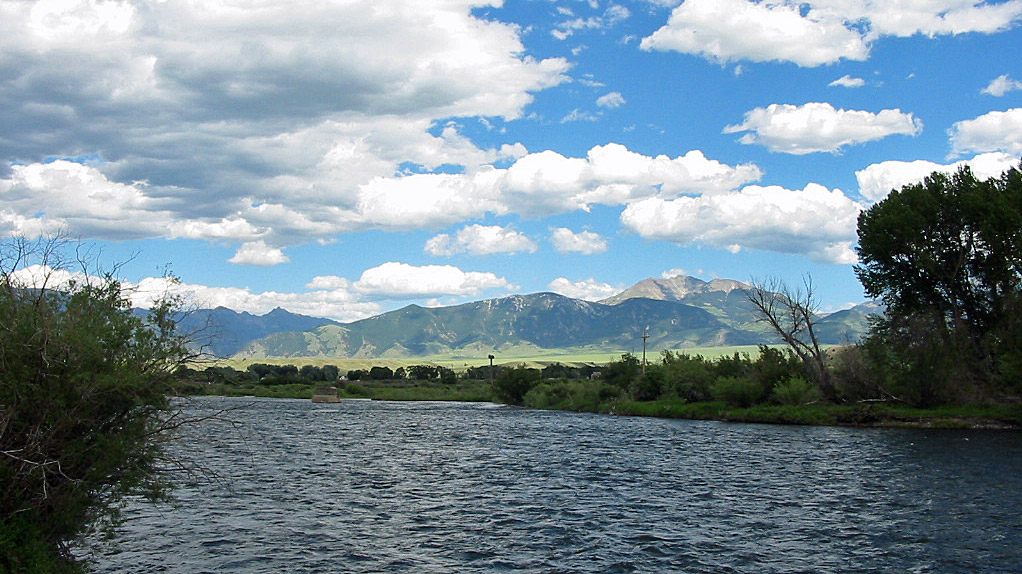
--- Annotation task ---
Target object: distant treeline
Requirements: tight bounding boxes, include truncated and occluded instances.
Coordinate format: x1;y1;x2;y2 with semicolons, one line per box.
174;361;603;388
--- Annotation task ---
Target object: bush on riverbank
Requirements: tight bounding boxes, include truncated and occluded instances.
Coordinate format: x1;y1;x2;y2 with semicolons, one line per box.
1;238;193;573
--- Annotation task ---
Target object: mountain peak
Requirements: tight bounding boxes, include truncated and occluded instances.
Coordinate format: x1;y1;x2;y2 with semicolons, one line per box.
599;275;751;305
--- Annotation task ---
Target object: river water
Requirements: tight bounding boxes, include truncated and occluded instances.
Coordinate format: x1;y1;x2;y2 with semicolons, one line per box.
86;397;1022;573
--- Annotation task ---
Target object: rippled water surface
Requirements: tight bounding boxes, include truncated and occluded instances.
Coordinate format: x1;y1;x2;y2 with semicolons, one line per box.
87;397;1022;573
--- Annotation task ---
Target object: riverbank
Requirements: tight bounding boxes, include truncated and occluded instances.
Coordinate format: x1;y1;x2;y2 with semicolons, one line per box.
176;381;1022;430
609;399;1022;430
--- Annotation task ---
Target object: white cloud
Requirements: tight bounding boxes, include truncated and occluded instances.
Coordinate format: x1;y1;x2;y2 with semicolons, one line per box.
425;224;538;256
228;241;291;266
812;0;1022;38
561;108;600;123
640;0;870;67
553;4;631;39
500;144;762;215
0;141;762;254
547;277;621;301
550;228;609;254
352;262;510;299
724;102;923;154
0;160;173;239
597;92;627;109
855;152;1020;202
354;172;502;230
982;74;1022;96
0;0;571;249
305;275;352;290
641;0;1022;67
620;183;862;264
949;108;1022;156
829;75;866;88
130;276;381;323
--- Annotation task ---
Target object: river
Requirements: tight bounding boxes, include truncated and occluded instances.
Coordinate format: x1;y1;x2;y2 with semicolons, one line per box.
84;396;1022;573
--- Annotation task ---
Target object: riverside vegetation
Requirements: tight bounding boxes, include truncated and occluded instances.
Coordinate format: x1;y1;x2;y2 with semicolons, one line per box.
2;163;1021;572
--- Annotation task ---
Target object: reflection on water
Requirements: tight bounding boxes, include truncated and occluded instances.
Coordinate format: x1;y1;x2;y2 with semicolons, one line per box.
86;397;1022;573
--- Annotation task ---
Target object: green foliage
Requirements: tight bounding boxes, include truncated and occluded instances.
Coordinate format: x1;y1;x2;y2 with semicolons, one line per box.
655;351;715;402
600;353;641;390
492;365;542;405
0;237;193;570
1;514;80;574
855;163;1022;404
523;379;623;412
367;366;393;380
710;376;764;408
771;376;820;406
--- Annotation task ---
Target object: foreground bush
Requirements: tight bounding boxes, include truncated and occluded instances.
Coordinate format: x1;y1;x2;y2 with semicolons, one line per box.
1;238;193;573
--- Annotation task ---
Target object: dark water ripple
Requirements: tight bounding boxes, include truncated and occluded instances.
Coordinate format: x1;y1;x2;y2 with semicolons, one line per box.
84;397;1022;573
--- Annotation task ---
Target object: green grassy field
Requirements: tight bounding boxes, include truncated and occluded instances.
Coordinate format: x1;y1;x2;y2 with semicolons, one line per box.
208;345;791;372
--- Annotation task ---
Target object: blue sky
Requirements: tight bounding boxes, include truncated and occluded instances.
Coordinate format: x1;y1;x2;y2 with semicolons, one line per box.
2;0;1021;321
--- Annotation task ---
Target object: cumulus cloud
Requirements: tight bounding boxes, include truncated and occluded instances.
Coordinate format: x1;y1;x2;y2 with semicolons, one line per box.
620;183;862;264
425;224;538;256
0;160;173;239
949;108;1022;156
547;277;622;301
129;276;381;323
0;0;570;250
550;228;609;254
641;0;1022;67
982;74;1022;96
640;0;870;67
228;241;291;266
829;75;866;88
813;0;1022;38
724;102;923;154
597;92;627;109
856;152;1020;202
352;262;511;299
1;143;762;249
127;261;514;321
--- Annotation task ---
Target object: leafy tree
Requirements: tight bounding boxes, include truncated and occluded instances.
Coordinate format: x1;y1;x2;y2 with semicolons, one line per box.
368;366;393;380
601;353;641;390
321;365;340;382
657;351;715;402
493;365;541;405
438;367;457;385
299;365;324;381
0;237;195;572
856;164;1022;399
407;365;438;380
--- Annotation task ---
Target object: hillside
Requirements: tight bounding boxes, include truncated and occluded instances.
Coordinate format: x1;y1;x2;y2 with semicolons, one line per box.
225;277;877;359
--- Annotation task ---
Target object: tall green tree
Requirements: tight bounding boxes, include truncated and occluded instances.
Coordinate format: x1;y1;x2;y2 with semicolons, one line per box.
0;237;196;572
855;164;1022;401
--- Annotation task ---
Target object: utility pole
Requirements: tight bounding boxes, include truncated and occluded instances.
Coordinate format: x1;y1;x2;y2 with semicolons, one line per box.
641;327;649;376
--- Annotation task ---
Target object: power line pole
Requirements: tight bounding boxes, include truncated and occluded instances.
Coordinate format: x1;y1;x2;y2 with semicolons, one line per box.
641;327;649;376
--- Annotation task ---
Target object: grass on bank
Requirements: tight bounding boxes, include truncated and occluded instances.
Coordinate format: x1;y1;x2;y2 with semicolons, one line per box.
177;377;1022;430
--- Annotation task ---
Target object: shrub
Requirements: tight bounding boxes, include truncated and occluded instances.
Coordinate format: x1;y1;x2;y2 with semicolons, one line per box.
493;365;542;405
771;375;821;406
1;237;195;570
710;376;764;408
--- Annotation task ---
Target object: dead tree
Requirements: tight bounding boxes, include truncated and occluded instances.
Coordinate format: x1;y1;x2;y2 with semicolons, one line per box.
746;275;837;400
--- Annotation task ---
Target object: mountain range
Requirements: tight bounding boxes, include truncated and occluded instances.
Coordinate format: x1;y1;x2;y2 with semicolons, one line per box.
175;276;878;359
